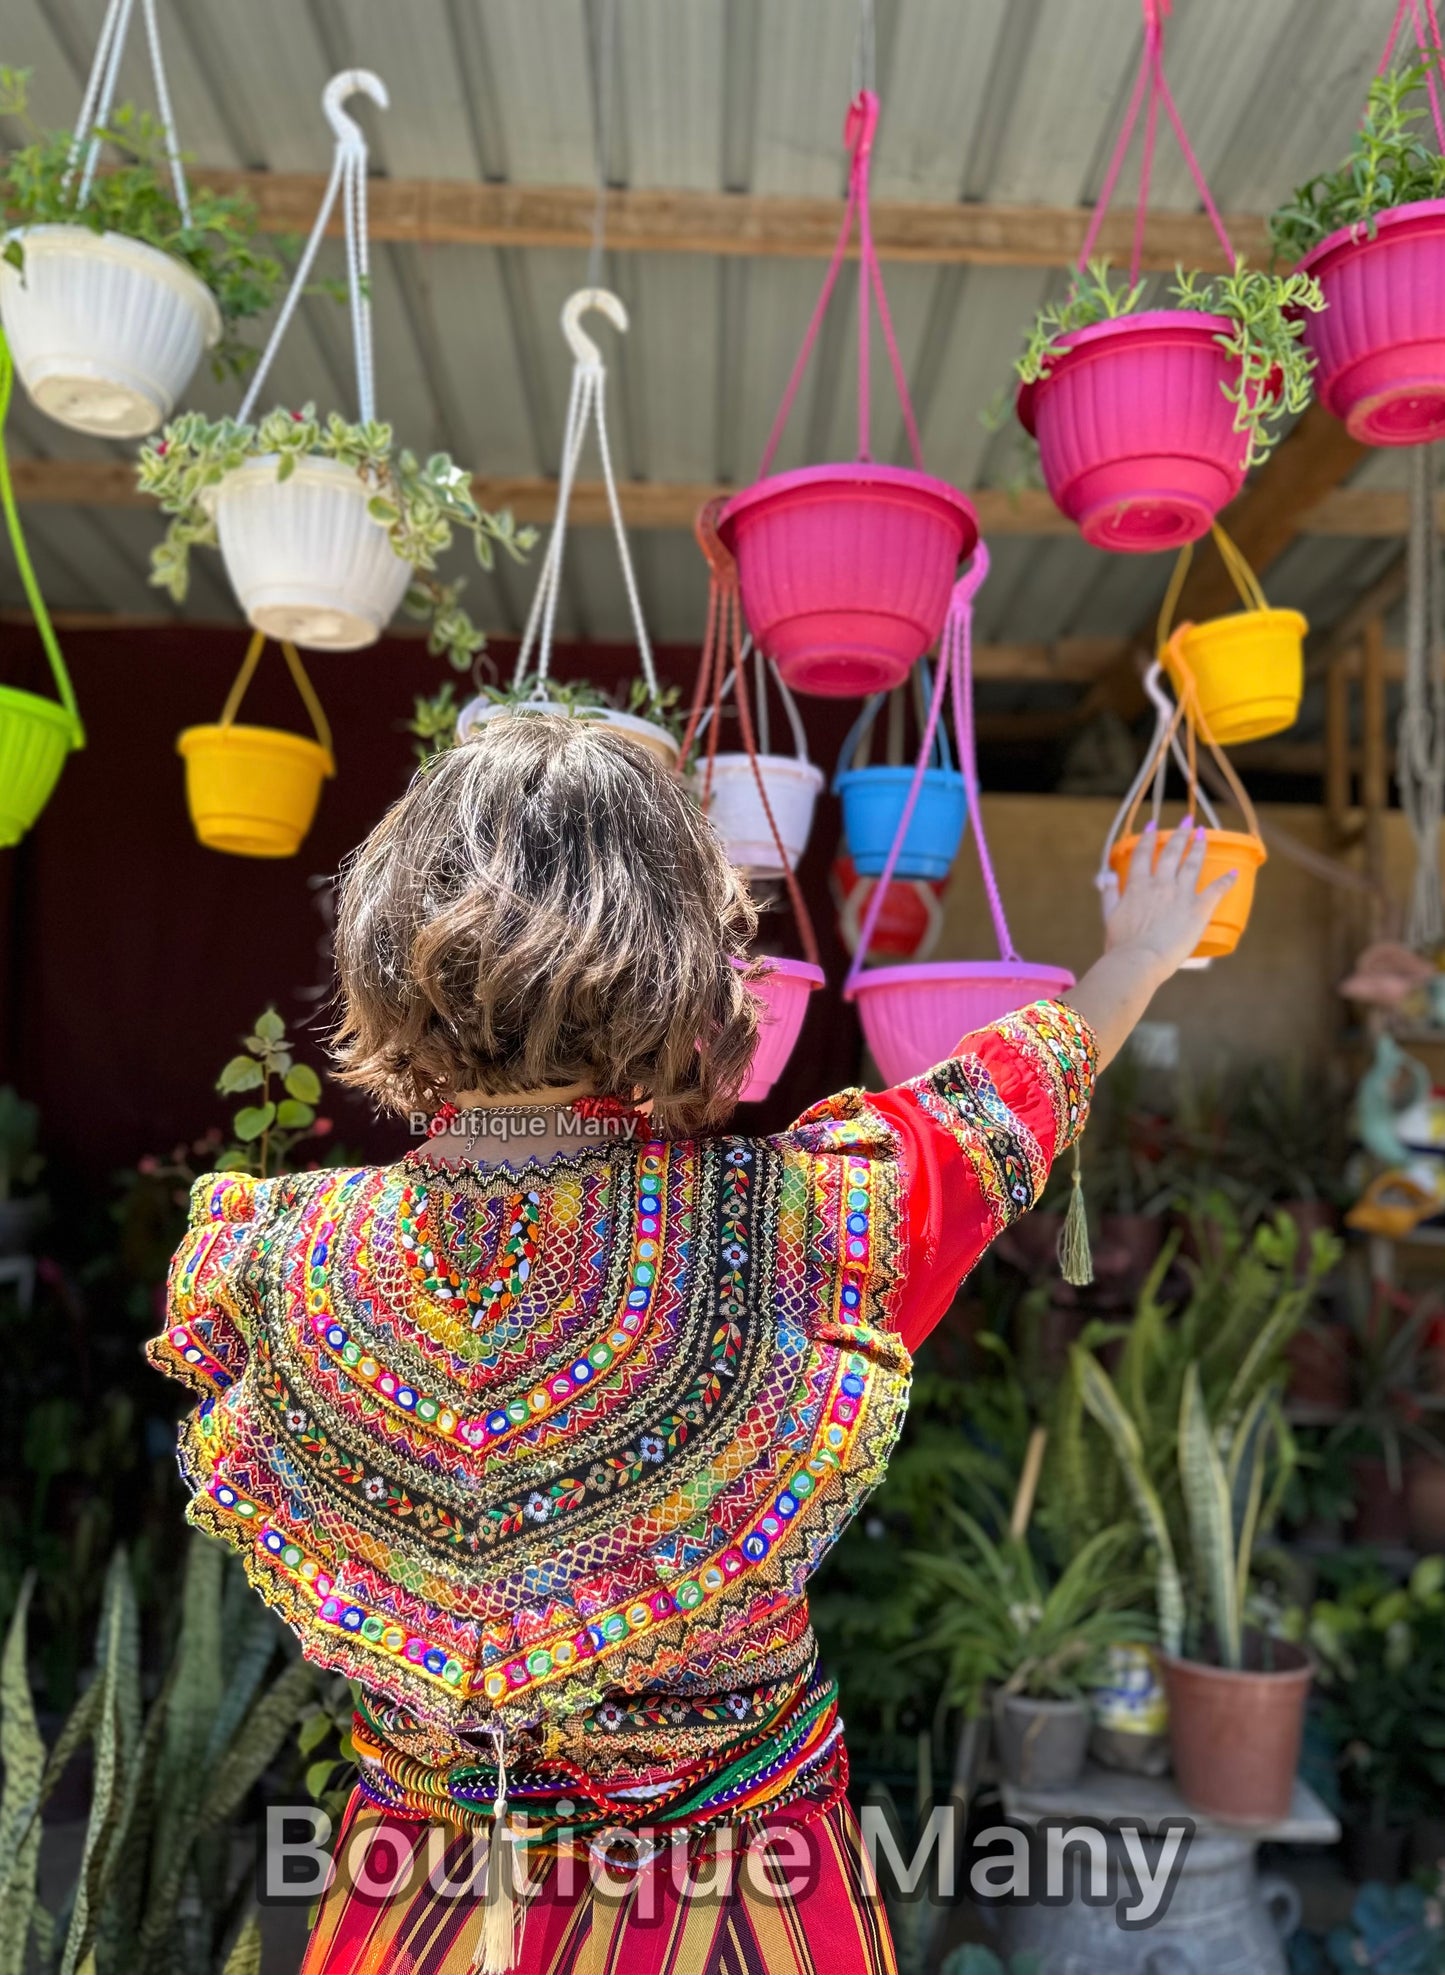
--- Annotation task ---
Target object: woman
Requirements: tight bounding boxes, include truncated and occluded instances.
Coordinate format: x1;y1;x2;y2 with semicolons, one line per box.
150;715;1231;1975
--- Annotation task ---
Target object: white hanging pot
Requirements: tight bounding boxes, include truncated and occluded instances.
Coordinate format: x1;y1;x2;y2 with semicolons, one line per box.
456;694;680;770
697;754;824;878
211;455;411;651
0;226;220;438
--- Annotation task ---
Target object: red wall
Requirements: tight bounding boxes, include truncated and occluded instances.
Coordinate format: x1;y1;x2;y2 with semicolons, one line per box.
0;625;865;1179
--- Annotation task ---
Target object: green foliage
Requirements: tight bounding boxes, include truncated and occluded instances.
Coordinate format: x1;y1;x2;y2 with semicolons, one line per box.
1269;63;1445;262
409;671;687;765
0;1086;42;1201
137;406;536;671
1325;1284;1445;1485
909;1513;1153;1710
0;68;282;379
0;1540;314;1975
1283;1555;1445;1825
1041;1210;1336;1657
1014;256;1323;469
211;1005;330;1180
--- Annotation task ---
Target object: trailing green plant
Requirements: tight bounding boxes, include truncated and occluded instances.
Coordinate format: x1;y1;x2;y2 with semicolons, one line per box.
909;1512;1153;1712
0;1086;42;1200
0;68;283;379
0;1539;314;1975
1014;256;1324;468
137;406;537;671
1270;63;1445;263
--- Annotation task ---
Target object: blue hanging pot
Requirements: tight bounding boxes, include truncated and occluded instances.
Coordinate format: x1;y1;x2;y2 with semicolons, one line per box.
834;663;966;880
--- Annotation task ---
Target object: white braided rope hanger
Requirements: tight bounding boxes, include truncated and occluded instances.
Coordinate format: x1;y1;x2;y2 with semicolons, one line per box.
237;70;387;427
510;288;663;712
66;0;189;218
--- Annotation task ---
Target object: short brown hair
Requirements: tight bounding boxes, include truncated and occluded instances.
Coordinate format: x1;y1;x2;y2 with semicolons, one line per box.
332;714;760;1132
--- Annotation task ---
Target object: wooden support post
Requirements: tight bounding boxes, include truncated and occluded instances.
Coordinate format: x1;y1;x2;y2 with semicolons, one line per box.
1362;618;1389;936
1325;654;1352;850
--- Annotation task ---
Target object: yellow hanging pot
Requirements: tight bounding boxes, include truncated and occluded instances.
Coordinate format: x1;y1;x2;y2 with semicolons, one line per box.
178;632;335;857
1157;525;1305;746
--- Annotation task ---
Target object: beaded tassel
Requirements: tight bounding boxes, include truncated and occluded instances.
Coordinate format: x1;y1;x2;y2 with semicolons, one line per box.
1057;1139;1093;1288
474;1728;521;1975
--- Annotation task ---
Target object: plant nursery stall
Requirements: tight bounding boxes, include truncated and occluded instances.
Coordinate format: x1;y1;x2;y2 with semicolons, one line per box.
3;2;1445;1973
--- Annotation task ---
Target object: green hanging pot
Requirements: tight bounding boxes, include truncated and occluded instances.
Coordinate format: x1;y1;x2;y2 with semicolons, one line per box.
0;326;84;845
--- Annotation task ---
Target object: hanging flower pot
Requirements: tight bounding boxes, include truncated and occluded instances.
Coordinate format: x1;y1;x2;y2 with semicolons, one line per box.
835;666;967;881
1018;312;1250;552
209;455;411;651
831;854;948;964
689;642;822;877
844;549;1075;1084
1101;660;1268;962
1295;201;1445;445
0;227;221;439
1156;525;1306;746
177;634;334;858
1013;7;1320;551
0;26;282;439
457;693;680;770
718;93;976;697
735;957;826;1102
140;76;524;662
0;330;84;844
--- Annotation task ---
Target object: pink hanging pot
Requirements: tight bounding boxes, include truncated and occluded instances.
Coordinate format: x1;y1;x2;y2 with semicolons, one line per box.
688;501;826;1104
1293;3;1445;445
1014;0;1255;551
718;93;976;698
844;546;1074;1086
1017;311;1248;552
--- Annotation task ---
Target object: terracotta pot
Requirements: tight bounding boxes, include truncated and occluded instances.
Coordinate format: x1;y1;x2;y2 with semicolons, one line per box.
1406;1454;1445;1550
991;1693;1092;1790
1350;1455;1411;1546
1285;1324;1351;1410
1159;1634;1312;1826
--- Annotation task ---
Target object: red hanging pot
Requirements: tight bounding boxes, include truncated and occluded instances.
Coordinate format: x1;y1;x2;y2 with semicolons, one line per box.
1017;311;1248;552
843;545;1074;1085
719;92;976;698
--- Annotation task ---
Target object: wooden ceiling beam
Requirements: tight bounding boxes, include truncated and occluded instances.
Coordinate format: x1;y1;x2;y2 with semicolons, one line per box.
9;457;1423;543
189;170;1268;273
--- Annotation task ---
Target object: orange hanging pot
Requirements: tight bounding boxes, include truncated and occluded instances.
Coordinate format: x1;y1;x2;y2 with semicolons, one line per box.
1100;657;1267;962
1156;526;1306;746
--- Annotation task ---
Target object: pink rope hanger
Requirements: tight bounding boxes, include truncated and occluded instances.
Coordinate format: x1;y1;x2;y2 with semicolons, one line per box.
1076;0;1235;287
757;88;925;478
1376;0;1445;153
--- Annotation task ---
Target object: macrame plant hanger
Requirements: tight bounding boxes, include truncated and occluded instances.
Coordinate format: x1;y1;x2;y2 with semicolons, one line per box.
237;71;387;427
1075;0;1236;293
683;503;821;966
65;0;190;220
1400;445;1445;949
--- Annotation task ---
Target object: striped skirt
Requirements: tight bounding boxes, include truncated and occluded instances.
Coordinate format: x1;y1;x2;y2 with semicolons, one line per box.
301;1788;898;1975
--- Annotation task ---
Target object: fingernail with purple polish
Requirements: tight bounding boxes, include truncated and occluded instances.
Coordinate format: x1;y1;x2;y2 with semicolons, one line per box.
1181;814;1194;830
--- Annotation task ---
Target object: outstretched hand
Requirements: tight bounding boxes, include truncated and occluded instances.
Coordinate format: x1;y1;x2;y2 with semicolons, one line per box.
1066;819;1240;1071
1101;818;1237;979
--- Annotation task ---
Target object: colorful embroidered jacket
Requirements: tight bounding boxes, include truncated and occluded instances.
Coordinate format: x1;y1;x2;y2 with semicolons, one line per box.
149;1000;1095;1837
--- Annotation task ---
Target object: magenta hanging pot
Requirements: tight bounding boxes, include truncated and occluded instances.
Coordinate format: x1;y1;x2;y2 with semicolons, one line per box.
733;956;825;1102
844;545;1075;1085
1296;200;1445;445
721;91;976;698
1017;312;1248;552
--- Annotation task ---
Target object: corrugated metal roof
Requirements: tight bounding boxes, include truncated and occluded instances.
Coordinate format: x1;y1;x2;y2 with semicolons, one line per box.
0;0;1430;677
